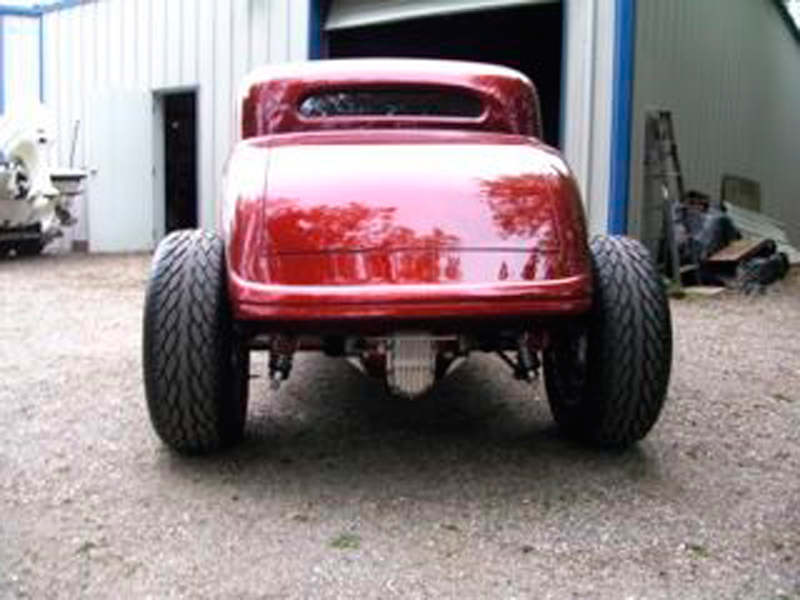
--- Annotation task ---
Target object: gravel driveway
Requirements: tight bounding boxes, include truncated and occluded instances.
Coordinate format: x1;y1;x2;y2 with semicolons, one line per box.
1;253;798;599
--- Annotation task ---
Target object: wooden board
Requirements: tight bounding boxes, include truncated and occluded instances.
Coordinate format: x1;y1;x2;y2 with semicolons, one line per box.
705;238;770;264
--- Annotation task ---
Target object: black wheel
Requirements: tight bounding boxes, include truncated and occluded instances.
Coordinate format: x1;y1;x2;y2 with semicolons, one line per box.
15;239;44;256
544;235;672;448
142;230;249;454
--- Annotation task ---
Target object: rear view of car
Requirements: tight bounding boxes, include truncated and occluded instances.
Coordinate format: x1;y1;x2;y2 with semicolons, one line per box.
142;59;672;455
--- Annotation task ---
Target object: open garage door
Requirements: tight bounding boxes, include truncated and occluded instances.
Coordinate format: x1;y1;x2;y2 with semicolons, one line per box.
325;1;563;147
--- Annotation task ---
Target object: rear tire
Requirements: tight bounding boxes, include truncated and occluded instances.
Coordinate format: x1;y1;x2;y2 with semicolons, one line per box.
142;230;249;454
544;236;672;448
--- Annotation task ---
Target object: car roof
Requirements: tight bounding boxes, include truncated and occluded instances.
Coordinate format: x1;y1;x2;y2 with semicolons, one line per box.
240;58;533;92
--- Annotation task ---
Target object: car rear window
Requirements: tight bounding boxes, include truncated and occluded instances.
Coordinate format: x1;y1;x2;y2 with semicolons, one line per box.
298;88;483;118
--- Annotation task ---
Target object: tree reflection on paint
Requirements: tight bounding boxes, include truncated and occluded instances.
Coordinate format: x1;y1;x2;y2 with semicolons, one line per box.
480;174;558;281
479;174;556;245
263;200;463;285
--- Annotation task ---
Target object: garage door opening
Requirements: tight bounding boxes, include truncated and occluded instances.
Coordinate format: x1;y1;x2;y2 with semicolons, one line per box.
160;91;198;234
325;3;563;147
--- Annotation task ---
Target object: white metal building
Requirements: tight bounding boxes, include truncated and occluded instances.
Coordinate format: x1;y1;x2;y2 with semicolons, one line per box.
1;0;798;251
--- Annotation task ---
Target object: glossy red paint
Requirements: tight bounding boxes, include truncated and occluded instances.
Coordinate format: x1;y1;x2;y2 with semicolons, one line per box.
223;60;592;325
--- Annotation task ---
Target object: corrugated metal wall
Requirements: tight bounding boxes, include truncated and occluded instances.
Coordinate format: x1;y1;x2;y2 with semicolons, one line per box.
630;0;800;244
42;0;310;250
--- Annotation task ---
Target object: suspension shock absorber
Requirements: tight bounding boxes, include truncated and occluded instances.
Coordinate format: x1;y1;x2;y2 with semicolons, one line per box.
516;333;540;382
268;335;296;390
495;333;541;383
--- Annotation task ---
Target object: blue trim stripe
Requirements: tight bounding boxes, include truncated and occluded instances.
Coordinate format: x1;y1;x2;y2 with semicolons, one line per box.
309;0;323;59
608;0;635;235
0;1;85;17
40;0;85;15
0;6;40;17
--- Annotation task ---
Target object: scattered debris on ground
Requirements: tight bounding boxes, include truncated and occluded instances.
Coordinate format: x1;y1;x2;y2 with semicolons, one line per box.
642;109;797;295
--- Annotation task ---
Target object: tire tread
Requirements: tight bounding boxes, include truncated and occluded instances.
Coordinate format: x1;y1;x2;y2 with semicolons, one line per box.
545;235;672;448
142;230;247;454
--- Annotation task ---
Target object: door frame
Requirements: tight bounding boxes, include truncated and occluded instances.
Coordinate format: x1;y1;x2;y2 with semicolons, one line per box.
152;85;200;244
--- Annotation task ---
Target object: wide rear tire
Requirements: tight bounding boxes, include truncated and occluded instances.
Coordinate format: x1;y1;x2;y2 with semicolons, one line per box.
544;236;672;448
142;230;249;454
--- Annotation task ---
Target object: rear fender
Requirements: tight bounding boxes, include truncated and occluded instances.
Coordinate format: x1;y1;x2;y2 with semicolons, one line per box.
220;140;270;271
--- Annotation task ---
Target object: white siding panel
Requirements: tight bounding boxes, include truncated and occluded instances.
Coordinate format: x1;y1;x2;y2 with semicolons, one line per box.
121;0;135;87
197;0;216;227
269;0;290;63
631;0;800;244
94;0;109;88
561;0;617;235
79;6;95;166
231;0;251;96
68;8;84;162
585;0;615;235
108;0;123;87
165;0;181;85
181;0;199;84
212;0;233;232
289;0;311;61
2;16;41;113
56;11;73;165
150;0;167;89
135;0;152;88
249;0;269;67
42;16;58;128
63;8;85;242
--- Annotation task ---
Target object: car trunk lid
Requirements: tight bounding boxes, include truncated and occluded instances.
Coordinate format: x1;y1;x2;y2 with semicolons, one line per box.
257;130;574;285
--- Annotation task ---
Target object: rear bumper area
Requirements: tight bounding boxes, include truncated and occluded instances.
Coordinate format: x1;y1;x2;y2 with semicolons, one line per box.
229;272;592;322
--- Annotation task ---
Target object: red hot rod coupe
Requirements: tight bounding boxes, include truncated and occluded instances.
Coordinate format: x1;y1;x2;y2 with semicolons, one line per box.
143;59;672;454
